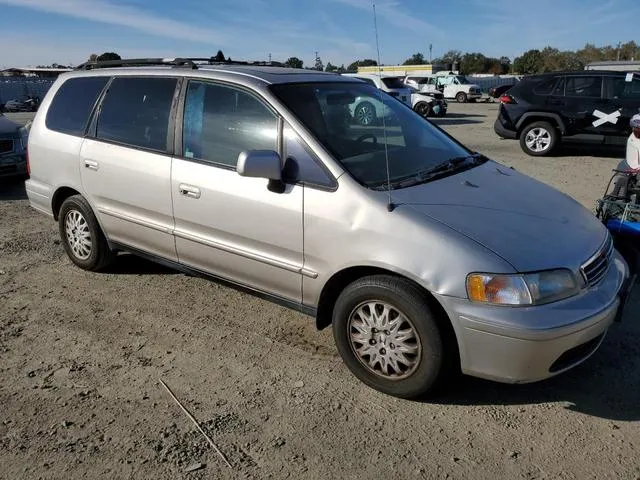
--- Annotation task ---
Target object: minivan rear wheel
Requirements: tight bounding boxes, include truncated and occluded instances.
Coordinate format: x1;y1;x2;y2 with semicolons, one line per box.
59;195;114;271
332;275;448;399
519;121;558;156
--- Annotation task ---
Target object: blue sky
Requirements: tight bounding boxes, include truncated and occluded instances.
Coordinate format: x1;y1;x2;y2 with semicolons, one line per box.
0;0;637;68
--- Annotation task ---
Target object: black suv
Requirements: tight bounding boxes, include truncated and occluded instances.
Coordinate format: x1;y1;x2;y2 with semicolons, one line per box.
494;70;640;156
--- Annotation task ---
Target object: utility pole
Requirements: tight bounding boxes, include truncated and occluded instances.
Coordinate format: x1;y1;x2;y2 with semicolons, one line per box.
429;44;433;63
616;42;621;61
268;53;272;63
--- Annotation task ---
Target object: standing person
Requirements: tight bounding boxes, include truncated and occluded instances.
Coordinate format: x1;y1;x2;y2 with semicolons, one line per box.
625;114;640;171
611;114;640;198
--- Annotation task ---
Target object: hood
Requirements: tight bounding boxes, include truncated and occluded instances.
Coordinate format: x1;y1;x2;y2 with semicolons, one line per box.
0;114;20;136
390;160;607;272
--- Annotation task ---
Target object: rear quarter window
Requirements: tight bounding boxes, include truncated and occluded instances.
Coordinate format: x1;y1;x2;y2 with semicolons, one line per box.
532;77;560;95
96;76;178;152
45;76;109;136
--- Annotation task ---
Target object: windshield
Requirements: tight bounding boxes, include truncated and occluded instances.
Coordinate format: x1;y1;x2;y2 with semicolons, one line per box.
381;77;406;89
269;82;474;189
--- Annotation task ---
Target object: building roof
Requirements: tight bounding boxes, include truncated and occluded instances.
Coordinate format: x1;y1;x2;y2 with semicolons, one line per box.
585;60;640;66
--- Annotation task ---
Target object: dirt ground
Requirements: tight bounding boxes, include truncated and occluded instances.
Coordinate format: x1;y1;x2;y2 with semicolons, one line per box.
1;105;639;480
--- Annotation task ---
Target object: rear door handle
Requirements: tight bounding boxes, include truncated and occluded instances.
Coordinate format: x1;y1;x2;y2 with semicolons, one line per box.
179;184;201;199
84;160;99;170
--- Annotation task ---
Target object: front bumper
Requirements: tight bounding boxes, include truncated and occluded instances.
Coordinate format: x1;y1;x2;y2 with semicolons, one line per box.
0;153;27;177
437;250;630;384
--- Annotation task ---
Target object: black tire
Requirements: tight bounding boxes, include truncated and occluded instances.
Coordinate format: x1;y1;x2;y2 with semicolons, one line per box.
455;92;467;103
332;275;452;399
58;195;114;271
519;121;558;156
413;101;432;118
354;101;376;126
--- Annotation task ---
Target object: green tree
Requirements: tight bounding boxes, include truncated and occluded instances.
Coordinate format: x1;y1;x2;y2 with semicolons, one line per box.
314;53;324;71
214;50;226;62
88;53;98;62
284;57;304;69
97;52;121;61
437;50;463;66
514;49;543;74
460;52;487;73
325;62;338;72
499;56;511;74
347;59;377;71
402;52;425;65
618;41;640;60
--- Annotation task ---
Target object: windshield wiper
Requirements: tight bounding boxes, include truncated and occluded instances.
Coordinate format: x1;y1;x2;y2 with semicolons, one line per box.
387;153;481;188
370;153;486;191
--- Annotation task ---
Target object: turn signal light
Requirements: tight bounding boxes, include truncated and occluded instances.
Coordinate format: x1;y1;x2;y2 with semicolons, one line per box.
499;95;515;104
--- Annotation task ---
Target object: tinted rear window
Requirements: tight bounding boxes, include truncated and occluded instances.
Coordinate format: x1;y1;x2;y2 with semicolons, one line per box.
381;77;406;89
565;76;602;97
45;76;109;136
96;77;177;152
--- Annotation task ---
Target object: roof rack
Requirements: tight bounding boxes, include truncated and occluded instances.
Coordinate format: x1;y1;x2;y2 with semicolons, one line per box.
74;57;286;71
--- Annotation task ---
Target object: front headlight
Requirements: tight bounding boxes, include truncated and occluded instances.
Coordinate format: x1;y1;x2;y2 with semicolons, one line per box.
467;269;580;306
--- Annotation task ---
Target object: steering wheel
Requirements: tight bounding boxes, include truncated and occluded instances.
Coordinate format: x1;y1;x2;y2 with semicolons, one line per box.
356;134;378;144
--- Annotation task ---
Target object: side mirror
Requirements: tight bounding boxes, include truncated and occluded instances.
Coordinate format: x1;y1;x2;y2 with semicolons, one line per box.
237;150;282;180
236;150;286;193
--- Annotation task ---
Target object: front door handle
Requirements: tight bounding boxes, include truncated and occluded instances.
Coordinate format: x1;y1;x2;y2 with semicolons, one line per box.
179;184;201;199
84;159;99;170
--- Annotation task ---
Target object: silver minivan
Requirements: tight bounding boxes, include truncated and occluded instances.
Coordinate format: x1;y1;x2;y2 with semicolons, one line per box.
25;58;630;399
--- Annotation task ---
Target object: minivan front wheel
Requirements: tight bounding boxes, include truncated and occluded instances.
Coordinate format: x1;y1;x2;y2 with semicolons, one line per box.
520;121;558;156
59;195;114;271
354;101;376;126
332;275;448;399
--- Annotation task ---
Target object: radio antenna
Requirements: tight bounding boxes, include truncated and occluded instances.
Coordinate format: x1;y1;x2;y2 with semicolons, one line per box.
372;2;394;212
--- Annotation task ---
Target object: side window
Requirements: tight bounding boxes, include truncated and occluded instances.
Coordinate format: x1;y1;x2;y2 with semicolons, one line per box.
604;75;640;100
283;125;334;188
565;76;602;98
182;80;278;167
551;77;565;96
96;77;177;152
46;76;109;136
533;77;560;95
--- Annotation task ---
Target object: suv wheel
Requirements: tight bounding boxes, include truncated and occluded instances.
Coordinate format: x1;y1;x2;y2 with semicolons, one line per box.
414;101;432;118
59;195;115;271
455;92;467;103
332;275;450;399
354;101;376;126
519;121;558;156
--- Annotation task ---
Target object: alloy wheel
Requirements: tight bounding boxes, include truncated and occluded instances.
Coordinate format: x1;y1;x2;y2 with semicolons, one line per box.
64;210;92;260
347;300;422;380
525;127;552;153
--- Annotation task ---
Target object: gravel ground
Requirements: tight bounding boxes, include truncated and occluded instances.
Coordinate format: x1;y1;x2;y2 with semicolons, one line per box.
1;105;639;480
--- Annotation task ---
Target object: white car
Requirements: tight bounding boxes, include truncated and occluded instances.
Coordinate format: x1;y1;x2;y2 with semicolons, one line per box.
405;73;482;103
406;85;447;118
342;73;412;125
